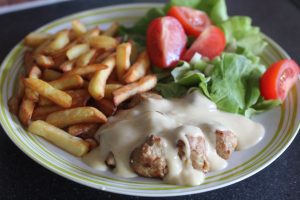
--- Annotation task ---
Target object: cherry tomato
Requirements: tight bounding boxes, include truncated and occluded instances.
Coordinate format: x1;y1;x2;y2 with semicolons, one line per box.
146;16;187;68
167;6;212;37
260;59;299;101
183;26;226;61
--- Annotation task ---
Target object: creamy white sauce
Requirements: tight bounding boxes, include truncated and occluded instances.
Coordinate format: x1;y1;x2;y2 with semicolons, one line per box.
83;91;264;186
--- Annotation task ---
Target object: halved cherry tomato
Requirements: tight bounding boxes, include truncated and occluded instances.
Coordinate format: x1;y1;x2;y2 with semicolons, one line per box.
167;6;211;37
146;16;187;68
260;59;299;101
183;26;226;61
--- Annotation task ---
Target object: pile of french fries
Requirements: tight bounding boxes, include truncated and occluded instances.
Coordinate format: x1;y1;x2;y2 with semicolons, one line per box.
8;20;157;157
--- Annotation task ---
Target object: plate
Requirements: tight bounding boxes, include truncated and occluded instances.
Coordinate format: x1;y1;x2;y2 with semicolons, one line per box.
0;3;299;197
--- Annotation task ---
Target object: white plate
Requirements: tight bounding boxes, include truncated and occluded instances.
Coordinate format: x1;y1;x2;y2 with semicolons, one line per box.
0;3;299;197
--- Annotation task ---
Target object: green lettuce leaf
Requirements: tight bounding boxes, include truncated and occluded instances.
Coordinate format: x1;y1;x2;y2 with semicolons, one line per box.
244;69;261;109
155;82;187;98
253;97;282;110
208;53;253;113
197;0;228;25
245;99;281;117
171;57;211;97
220;16;267;55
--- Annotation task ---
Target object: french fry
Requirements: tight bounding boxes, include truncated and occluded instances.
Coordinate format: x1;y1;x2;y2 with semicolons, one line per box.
42;69;62;81
89;35;117;50
28;120;89;156
24;51;34;75
83;80;89;89
79;28;100;43
40;89;90;107
129;40;139;63
38;89;90;107
104;84;122;99
33;39;52;57
46;107;107;128
19;98;35;126
95;98;117;117
82;73;93;81
85;138;98;151
28;65;42;78
68;30;77;41
38;97;54;106
66;44;90;60
23;78;72;108
49;74;84;90
102;22;119;36
67;89;90;107
60;60;75;72
32;105;64;119
25;66;42;102
14;75;25;98
123;51;150;83
88;54;116;100
46;30;70;52
116;42;131;81
67;123;99;138
24;32;52;47
71;20;87;36
8;97;19;116
64;64;107;77
17;78;25;96
49;40;77;58
52;54;67;69
107;68;119;84
8;75;25;115
112;75;157;106
31;114;48;121
94;49;114;63
35;54;55;68
75;49;97;67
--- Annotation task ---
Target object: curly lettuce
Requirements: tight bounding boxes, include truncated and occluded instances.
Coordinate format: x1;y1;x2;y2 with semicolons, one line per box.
156;53;279;116
220;16;268;55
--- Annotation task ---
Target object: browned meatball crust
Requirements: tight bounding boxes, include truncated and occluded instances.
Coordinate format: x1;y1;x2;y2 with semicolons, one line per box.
216;130;238;160
130;135;168;178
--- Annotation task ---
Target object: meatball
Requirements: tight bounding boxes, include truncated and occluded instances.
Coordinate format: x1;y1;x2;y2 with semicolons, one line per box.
130;135;168;178
177;135;209;173
216;130;238;160
129;133;210;178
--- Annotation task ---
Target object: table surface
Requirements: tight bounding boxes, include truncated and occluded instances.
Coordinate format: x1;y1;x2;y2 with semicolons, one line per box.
0;0;299;199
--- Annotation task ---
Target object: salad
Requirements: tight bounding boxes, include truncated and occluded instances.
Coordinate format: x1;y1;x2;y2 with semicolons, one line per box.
120;0;300;117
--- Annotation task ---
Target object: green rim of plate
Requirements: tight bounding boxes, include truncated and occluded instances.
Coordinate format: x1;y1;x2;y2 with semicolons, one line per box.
0;3;299;197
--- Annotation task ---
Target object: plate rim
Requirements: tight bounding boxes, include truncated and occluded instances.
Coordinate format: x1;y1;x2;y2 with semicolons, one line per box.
0;3;299;197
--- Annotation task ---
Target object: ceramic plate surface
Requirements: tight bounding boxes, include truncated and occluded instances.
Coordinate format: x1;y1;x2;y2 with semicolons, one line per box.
0;3;299;197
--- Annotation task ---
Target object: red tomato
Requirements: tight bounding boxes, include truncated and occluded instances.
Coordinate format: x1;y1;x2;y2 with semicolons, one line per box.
146;16;187;68
260;59;299;101
167;6;212;37
183;26;226;61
